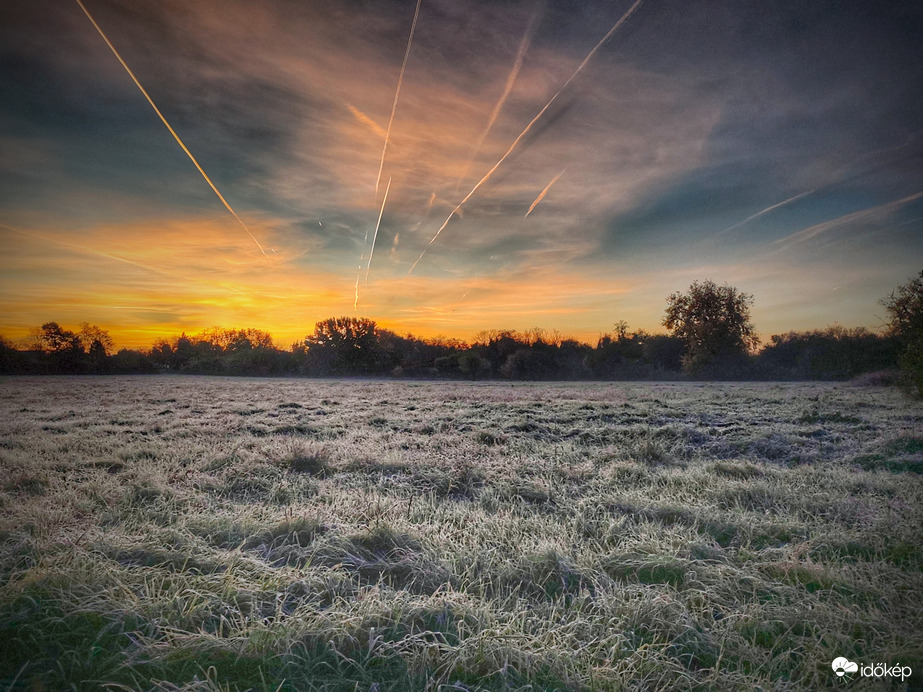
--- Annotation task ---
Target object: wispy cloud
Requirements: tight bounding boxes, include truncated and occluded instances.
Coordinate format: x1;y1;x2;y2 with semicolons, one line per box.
456;0;544;191
409;0;647;273
771;191;923;254
347;104;387;139
711;188;817;240
2;0;921;344
374;0;422;195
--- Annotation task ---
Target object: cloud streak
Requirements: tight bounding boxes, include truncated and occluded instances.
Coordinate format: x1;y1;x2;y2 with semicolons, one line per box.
711;188;817;240
366;176;392;283
409;0;646;274
525;168;565;218
456;0;544;191
348;104;387;139
374;0;422;195
771;190;923;254
355;176;392;309
74;0;269;257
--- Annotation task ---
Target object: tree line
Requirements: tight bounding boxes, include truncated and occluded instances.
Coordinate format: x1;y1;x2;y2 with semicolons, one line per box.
2;272;920;393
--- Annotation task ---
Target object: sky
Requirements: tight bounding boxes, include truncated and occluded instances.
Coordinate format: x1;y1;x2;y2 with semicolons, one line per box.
1;0;922;349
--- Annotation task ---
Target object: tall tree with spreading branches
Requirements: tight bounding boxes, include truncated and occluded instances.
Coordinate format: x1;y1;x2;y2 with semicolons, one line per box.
663;280;759;374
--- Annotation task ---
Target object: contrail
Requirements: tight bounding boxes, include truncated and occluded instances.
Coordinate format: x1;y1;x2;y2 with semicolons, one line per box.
771;190;923;254
409;0;645;273
75;0;269;257
525;168;565;218
366;176;392;281
354;236;369;310
456;1;544;191
348;103;387;139
711;189;817;240
354;177;392;308
713;134;923;242
0;222;245;292
2;223;162;275
374;0;422;194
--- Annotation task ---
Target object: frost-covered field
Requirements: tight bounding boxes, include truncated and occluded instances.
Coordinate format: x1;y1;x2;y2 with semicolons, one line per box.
1;376;921;691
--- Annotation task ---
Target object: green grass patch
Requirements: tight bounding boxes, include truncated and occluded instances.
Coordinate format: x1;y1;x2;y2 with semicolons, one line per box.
798;408;862;424
602;553;689;587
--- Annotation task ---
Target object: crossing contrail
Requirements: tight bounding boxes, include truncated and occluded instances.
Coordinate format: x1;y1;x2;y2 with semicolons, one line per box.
75;0;268;257
375;0;422;194
366;176;392;281
409;0;645;273
525;168;565;218
456;1;544;192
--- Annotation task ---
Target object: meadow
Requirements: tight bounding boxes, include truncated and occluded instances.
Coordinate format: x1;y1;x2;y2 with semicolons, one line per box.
0;376;921;691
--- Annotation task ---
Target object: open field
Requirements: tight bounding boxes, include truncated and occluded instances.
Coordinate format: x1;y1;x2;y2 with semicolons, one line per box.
1;376;921;691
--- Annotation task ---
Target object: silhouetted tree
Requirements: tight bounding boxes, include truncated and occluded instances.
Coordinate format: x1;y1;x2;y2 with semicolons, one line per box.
0;335;23;374
557;339;593;379
663;280;758;375
196;327;275;353
77;323;114;354
38;322;80;354
593;323;646;378
882;269;923;396
146;327;283;374
173;335;196;370
401;335;467;376
36;322;84;372
472;330;528;376
302;317;381;374
147;334;195;371
110;348;157;374
500;345;558;380
458;351;491;379
435;350;490;379
756;326;899;380
16;307;908;382
642;334;685;373
188;338;223;374
77;324;114;372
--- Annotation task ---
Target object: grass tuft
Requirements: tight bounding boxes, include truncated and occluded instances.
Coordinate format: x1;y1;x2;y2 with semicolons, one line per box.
287;445;332;476
711;460;762;479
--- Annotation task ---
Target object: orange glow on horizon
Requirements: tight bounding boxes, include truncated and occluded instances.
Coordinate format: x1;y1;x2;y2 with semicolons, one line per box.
0;214;656;351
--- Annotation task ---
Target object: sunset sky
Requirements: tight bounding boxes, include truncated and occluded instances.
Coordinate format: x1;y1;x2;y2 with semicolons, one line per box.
2;0;921;349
